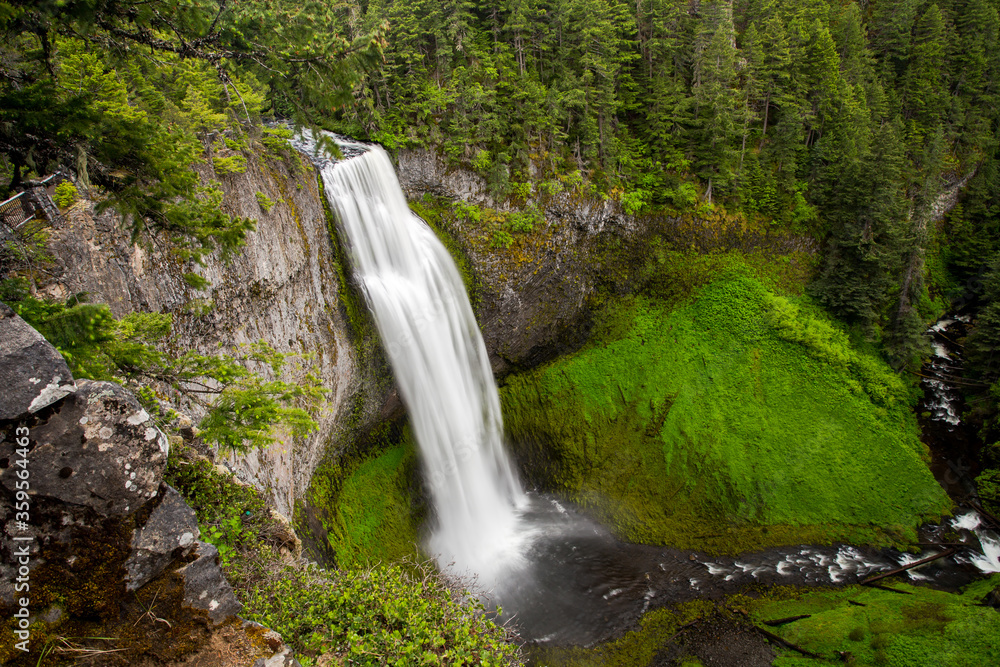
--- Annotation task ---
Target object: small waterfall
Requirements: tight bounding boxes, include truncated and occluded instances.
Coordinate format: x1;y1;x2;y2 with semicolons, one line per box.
317;139;528;580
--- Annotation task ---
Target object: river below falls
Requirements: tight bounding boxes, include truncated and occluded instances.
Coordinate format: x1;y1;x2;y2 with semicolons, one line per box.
490;315;1000;648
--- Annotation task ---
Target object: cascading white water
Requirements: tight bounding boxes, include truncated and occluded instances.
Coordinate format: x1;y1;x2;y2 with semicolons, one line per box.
319;140;528;580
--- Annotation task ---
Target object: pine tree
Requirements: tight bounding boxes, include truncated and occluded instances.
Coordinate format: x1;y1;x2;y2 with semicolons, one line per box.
903;4;948;133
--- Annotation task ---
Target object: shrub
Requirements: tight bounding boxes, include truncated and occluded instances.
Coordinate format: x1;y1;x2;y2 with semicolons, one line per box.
256;191;276;212
490;229;514;250
182;271;210;289
53;180;79;209
167;455;524;667
213;155;248;175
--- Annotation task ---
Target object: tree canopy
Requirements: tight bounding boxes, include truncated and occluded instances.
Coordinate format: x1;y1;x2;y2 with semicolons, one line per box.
0;0;384;256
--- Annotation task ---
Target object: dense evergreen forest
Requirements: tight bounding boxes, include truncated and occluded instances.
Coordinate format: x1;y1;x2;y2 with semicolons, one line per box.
330;0;1000;368
3;0;1000;370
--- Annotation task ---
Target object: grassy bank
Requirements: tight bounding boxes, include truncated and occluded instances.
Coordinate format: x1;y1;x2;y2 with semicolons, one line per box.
304;426;424;568
501;266;951;554
530;577;1000;667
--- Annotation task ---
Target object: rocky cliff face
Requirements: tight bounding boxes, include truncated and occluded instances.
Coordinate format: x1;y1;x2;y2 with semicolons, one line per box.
0;305;297;665
395;149;636;374
39;148;385;519
394;149;817;375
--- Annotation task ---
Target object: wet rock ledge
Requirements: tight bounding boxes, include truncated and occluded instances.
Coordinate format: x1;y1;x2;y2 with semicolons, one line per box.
0;304;297;666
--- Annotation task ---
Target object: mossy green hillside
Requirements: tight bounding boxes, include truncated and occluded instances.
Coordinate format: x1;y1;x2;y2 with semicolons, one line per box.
748;576;1000;666
501;272;951;554
306;428;424;569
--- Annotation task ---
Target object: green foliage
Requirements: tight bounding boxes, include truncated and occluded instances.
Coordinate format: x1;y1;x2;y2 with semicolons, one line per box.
507;208;543;234
52;181;78;209
255;191;276;212
165;456;269;569
501;271;949;554
620;189;651;215
490;229;515;250
182;272;210;290
747;578;1000;666
8;294;326;453
167;452;522;666
0;0;384;259
212;155;248;175
261;128;295;156
244;563;522;666
325;0;1000;362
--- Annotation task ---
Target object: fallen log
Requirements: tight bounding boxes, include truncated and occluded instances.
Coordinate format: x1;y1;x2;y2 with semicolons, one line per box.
860;548;956;586
728;608;824;659
970;501;1000;530
751;625;824;659
763;615;812;627
916;541;981;550
848;600;866;607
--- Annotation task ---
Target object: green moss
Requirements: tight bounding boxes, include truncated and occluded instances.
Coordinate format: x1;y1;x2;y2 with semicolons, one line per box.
319;173;377;343
533;578;1000;667
327;439;422;567
305;423;423;568
501;269;951;554
527;601;716;667
748;576;1000;666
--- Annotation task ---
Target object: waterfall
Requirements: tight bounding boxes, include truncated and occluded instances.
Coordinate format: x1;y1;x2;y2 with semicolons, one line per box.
318;139;528;580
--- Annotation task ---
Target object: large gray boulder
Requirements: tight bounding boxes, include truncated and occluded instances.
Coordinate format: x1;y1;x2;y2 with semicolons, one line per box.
0;302;75;420
1;379;169;516
125;484;200;591
0;312;278;664
175;541;242;625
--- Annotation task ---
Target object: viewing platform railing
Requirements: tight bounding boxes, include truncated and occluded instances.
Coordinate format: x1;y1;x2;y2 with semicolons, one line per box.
0;173;66;236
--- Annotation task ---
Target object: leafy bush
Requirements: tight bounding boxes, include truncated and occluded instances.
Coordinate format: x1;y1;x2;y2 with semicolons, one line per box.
621;188;650;215
509;181;532;202
507;208;543;234
182;271;210;289
166;453;523;667
669;182;699;209
53;181;79;209
490;229;515;250
8;294;325;453
245;564;522;666
471;149;492;174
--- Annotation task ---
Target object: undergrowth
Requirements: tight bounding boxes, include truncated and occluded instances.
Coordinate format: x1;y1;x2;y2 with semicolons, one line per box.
166;448;522;666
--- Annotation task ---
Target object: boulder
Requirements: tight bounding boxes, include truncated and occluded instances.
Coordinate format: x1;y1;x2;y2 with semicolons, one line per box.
0;303;75;420
125;484;200;591
176;541;242;625
254;648;303;667
1;379;169;516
